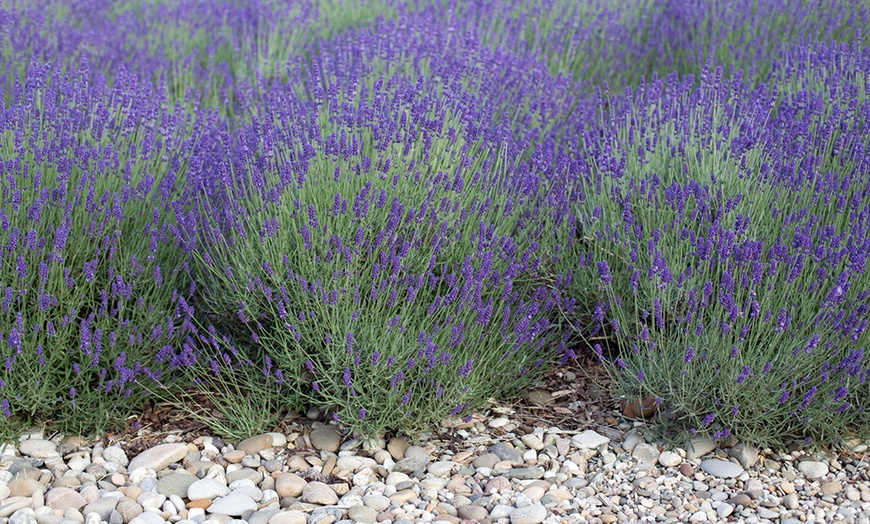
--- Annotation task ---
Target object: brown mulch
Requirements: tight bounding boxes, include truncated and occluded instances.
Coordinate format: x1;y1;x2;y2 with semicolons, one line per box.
102;348;621;456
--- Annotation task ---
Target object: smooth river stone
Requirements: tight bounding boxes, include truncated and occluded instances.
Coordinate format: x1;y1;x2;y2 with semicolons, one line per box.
301;482;339;505
207;492;257;516
45;488;87;511
309;427;342;453
236;434;273;456
18;439;57;458
700;459;744;478
128;443;188;472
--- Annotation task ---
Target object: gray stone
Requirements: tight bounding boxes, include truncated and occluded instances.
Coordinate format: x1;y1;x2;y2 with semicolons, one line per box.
82;498;118;522
128;444;188;472
188;478;230;500
783;493;799;510
510;502;547;524
632;443;660;465
232;485;264;502
716;503;734;519
427;461;458;477
729;443;759;469
157;473;198;498
622;433;643;453
103;446;129;467
700;459;744;478
226;468;263;485
391;458;427;474
9;508;38;524
268;510;307;524
685;437;716;460
501;468;544;480
571;430;610;450
347;504;378;523
489;443;522;464
248;509;280;524
336;456;377;473
472;453;500;469
658;451;681;468
756;507;779;519
490;505;515;519
19;439;57;458
457;505;488;520
362;494;390;512
301;481;338;505
129;512;166;524
403;446;430;465
208;493;257;516
309;507;342;524
521;435;545;451
797;461;829;479
116;497;143;522
309;427;342;453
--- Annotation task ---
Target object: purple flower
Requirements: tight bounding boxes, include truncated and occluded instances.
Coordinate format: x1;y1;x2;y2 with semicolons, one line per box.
702;413;715;426
736;366;750;384
800;386;817;409
637;369;645;382
685;347;695;363
597;261;612;285
358;408;366;419
343;368;352;388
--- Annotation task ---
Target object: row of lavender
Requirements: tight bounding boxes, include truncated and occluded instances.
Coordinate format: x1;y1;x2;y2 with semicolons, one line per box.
1;0;868;445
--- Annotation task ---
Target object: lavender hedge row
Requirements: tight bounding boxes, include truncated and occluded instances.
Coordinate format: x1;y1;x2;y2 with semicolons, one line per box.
0;1;868;446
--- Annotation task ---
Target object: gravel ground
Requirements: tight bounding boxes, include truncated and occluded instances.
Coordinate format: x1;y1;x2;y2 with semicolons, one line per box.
2;364;868;524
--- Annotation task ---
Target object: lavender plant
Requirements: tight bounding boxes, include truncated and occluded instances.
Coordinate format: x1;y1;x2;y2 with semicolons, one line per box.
185;66;576;436
0;60;201;438
579;48;870;447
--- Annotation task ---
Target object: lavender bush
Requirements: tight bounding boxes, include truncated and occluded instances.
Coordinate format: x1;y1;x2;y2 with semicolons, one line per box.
579;46;870;446
0;60;200;438
183;62;577;435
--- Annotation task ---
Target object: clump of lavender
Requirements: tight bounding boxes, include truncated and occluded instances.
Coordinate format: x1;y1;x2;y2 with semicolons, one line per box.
187;62;576;436
0;60;200;437
578;46;870;448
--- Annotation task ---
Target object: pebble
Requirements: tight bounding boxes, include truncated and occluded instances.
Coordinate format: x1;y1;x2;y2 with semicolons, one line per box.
1;413;866;524
798;460;829;478
18;439;57;458
207;492;257;516
309;427;342;453
658;451;681;467
128;444;189;472
631;443;660;465
700;459;744;478
571;430;609;449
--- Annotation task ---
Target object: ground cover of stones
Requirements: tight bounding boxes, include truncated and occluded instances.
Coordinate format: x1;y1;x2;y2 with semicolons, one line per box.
1;366;868;524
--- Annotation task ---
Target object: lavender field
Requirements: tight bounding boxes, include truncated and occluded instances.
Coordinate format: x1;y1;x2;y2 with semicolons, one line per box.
1;0;869;449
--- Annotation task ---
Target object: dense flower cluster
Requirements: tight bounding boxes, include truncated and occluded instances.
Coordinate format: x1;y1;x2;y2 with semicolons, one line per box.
0;0;868;443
